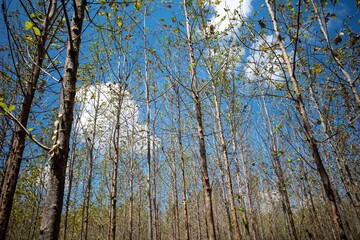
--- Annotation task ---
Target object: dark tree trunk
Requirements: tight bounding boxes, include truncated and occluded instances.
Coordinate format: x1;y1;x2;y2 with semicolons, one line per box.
0;1;57;238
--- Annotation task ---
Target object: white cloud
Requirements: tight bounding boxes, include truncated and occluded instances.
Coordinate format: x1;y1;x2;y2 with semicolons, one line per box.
210;0;253;32
76;82;160;154
245;35;286;88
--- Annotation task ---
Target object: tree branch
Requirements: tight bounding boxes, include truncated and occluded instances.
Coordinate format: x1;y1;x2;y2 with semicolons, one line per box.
0;107;51;151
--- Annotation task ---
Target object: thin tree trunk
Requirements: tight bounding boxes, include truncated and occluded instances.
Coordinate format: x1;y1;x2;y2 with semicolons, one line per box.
238;141;260;240
220;173;234;240
81;136;95;240
310;0;360;110
109;150;118;240
175;84;190;240
109;85;126;240
129;157;134;240
299;160;325;239
262;97;298;240
309;85;360;222
138;191;142;240
234;166;251;238
171;150;180;240
152;115;160;240
0;1;57;238
81;87;102;240
211;77;242;240
183;1;216;239
265;1;348;239
196;193;203;240
143;8;153;240
63;117;80;240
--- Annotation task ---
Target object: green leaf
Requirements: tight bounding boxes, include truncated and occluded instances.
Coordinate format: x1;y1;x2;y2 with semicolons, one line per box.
0;102;8;110
312;64;324;74
8;105;15;112
30;13;36;18
32;27;41;36
25;21;33;30
134;1;141;11
274;124;283;133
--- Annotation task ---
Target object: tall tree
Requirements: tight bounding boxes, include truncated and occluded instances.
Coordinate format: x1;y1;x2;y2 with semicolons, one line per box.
183;1;216;239
0;0;58;238
265;1;348;239
39;0;86;238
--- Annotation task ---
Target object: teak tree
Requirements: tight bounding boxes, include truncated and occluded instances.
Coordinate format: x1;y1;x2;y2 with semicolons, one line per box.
265;1;348;239
0;1;58;238
39;0;86;239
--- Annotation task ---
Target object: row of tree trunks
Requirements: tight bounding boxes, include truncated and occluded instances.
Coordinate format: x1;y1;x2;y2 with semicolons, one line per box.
265;1;348;239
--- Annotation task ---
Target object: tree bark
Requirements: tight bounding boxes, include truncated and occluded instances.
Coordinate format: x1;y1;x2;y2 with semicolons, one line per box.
39;1;86;239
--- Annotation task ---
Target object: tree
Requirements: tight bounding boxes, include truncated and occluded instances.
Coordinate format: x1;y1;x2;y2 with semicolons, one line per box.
183;1;216;239
39;0;86;238
265;1;348;239
0;0;58;238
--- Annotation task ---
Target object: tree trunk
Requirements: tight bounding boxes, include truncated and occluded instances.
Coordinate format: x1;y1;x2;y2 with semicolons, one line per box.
39;1;86;239
129;157;134;240
81;136;95;240
63;118;80;240
143;9;153;240
211;77;242;240
265;1;348;239
109;150;118;240
175;84;190;240
196;193;203;240
237;141;260;240
81;88;101;240
171;150;180;240
0;1;57;238
309;85;360;222
109;85;126;240
262;97;298;240
183;1;216;239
